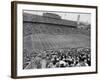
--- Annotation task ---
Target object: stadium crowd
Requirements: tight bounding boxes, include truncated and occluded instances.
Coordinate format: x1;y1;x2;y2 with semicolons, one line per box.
23;47;91;69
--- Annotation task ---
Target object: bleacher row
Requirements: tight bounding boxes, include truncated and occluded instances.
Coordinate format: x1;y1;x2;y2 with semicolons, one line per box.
23;22;90;36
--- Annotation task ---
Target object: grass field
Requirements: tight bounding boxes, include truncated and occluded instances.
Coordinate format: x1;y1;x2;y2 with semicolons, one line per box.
31;33;90;51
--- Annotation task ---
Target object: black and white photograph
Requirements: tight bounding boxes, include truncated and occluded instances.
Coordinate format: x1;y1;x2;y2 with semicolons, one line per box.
11;1;97;78
23;10;91;69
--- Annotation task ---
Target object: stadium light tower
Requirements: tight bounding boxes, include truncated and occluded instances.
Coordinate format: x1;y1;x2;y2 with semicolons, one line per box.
77;15;80;28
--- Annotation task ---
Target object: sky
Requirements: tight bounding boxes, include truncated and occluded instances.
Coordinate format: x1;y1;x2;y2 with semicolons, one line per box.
24;10;91;24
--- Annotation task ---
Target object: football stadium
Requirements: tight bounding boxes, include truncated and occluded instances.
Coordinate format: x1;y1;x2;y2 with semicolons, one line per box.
23;12;91;69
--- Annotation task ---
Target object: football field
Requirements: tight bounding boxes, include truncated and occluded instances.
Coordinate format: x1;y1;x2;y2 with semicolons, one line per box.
31;33;90;51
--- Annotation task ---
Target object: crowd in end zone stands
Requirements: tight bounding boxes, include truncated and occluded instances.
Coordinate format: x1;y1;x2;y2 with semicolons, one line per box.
23;47;91;69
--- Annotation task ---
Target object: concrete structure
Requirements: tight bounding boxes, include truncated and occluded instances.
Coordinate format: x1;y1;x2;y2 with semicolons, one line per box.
23;13;77;36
